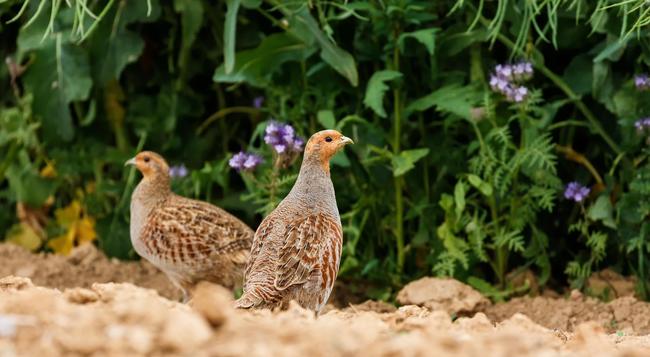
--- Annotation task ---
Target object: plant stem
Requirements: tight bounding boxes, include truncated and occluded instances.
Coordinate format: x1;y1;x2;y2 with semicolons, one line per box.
392;28;405;273
556;145;604;185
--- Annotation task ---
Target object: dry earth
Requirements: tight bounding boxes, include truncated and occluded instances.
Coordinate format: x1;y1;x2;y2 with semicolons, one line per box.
1;243;650;356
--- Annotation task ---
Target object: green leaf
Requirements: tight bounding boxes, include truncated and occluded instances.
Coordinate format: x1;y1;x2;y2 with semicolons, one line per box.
317;110;336;129
612;87;637;120
174;0;204;74
398;28;437;55
213;33;314;87
224;0;240;74
290;8;358;86
89;0;160;85
5;164;57;207
592;61;615;111
467;174;493;196
363;70;402;118
593;37;627;63
22;35;92;142
454;181;466;218
391;148;429;177
241;0;262;8
562;55;593;96
439;29;487;57
588;195;617;229
439;193;454;212
405;83;482;119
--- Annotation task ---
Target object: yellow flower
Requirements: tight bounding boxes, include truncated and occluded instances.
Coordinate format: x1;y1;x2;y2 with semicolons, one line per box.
40;161;57;178
47;200;97;255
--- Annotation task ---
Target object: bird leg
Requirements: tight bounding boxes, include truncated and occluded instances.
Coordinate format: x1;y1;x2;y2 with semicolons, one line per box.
180;288;190;304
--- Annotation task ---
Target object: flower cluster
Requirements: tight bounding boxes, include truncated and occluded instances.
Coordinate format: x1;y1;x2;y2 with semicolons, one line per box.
634;74;650;91
564;182;590;203
264;121;304;154
169;165;188;179
634;117;650;131
229;152;263;172
489;62;533;103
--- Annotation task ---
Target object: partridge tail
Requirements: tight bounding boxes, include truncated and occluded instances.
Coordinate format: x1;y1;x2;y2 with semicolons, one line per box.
234;292;258;309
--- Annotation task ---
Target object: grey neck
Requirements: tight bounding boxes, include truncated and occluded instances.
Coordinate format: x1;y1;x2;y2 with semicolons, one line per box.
131;177;171;215
286;155;338;214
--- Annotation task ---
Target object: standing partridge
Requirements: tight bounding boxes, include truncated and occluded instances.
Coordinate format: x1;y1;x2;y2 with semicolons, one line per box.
125;151;254;302
235;130;353;314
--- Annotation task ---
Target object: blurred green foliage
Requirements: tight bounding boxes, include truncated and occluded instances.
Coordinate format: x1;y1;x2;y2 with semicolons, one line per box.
3;0;650;300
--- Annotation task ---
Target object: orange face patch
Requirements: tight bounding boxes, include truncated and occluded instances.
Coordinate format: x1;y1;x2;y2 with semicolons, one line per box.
304;130;352;172
133;151;169;178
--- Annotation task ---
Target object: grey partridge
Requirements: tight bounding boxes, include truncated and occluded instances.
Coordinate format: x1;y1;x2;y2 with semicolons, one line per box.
126;151;254;302
235;130;353;314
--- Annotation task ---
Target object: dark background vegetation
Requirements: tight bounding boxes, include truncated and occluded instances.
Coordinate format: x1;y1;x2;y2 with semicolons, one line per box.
2;0;650;301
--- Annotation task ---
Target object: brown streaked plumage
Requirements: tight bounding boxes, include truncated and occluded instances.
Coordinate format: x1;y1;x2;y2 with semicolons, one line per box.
235;130;353;314
126;151;254;302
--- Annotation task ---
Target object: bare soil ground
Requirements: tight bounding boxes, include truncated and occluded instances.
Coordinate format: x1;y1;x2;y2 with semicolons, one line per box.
1;243;650;356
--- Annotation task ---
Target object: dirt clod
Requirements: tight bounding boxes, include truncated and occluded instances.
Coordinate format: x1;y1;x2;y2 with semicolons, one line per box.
396;277;490;315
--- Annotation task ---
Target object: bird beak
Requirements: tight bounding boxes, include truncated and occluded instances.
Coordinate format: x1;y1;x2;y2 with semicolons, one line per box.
124;157;136;167
340;136;354;146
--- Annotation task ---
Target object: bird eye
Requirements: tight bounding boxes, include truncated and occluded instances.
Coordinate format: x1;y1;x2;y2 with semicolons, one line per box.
325;136;332;142
143;157;150;163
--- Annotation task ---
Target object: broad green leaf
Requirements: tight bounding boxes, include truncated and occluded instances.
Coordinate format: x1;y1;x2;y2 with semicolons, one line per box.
592;61;615;111
405;83;482;119
363;70;402;118
213;33;314;87
398;28;437;55
588;195;617;229
22;34;92;142
317;110;336;129
89;0;160;85
562;55;593;96
612;87;637;120
454;181;466;218
391;148;429;177
224;0;240;74
290;8;358;86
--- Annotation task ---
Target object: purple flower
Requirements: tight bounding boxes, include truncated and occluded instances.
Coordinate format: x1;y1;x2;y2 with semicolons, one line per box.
169;165;188;179
253;96;265;109
508;85;529;103
229;151;263;171
490;74;510;92
634;74;650;91
264;121;304;154
564;182;590;203
512;62;533;81
634;117;650;131
490;61;534;103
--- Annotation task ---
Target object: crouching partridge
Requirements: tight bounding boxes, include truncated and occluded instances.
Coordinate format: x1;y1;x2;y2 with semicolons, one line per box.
235;130;353;314
126;151;254;302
